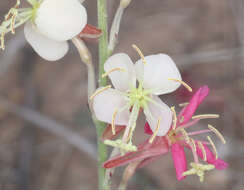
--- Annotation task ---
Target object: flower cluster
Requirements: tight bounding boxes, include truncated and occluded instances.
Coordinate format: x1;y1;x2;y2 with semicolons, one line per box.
103;86;228;182
0;0;87;61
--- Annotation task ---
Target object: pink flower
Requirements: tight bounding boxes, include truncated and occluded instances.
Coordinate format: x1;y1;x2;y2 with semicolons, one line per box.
104;86;228;182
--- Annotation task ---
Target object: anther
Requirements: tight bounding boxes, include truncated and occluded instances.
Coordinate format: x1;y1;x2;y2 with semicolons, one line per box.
192;114;219;120
207;136;218;159
132;44;147;65
168;78;192;92
102;67;126;78
111;109;118;135
171;106;177;130
179;102;189;107
208;124;226;144
149;118;161;143
198;141;207;161
89;85;111;100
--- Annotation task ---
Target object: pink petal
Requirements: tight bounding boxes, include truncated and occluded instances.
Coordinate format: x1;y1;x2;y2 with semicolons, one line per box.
103;137;169;168
171;143;187;180
178;85;209;125
144;122;153;135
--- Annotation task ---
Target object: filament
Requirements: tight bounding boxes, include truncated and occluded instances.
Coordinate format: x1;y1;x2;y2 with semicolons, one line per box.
111;109;118;135
171;106;177;130
102;67;126;78
192;114;219;120
208;124;226;144
132;44;147;65
149;118;161;143
179;102;189;107
168;78;192;92
89;85;111;100
207;136;218;159
198;141;207;161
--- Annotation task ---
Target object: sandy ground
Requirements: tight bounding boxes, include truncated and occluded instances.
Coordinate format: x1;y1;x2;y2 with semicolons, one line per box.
0;0;244;190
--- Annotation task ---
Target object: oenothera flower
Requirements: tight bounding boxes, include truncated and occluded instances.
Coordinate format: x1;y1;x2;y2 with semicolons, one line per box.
0;0;87;61
104;86;228;182
90;45;186;152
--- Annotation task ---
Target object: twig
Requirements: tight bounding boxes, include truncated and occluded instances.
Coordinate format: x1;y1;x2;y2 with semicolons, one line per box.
0;97;97;159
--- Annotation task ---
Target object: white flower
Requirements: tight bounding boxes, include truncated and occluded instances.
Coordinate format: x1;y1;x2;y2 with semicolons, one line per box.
1;0;87;61
92;51;182;144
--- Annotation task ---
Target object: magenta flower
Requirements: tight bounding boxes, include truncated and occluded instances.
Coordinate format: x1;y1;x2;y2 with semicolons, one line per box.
104;85;228;182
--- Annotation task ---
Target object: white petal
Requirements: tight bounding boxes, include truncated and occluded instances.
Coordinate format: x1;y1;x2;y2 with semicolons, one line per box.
135;54;182;95
104;53;136;91
35;0;87;41
93;88;130;125
144;95;172;136
24;22;68;61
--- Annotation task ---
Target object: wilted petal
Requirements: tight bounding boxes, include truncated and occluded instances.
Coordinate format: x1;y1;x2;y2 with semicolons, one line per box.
104;53;136;91
171;143;187;180
144;95;172;136
24;22;68;61
35;0;87;41
135;54;181;95
178;85;209;125
93;88;130;125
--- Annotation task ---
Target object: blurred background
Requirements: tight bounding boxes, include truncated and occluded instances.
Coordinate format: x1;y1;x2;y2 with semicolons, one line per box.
0;0;243;189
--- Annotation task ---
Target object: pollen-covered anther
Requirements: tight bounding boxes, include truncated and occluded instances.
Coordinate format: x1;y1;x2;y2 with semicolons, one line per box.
168;78;192;92
208;124;226;144
198;141;207;161
207;136;218;159
182;162;215;182
132;44;147;65
89;85;112;100
102;67;126;78
171;106;177;130
149;118;161;143
192;114;220;120
111;109;118;135
104;139;137;152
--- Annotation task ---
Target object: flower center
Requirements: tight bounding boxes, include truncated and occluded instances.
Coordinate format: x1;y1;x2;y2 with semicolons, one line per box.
128;85;150;108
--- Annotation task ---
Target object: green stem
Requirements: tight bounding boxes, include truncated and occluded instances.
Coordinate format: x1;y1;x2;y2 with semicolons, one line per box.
98;0;108;87
97;0;109;189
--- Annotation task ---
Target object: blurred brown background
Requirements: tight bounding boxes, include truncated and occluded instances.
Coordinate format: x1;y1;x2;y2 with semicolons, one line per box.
0;0;243;190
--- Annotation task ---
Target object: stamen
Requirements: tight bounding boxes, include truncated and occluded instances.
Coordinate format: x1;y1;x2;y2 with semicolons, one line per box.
89;85;111;100
190;138;199;163
192;114;219;120
126;125;134;143
149;118;161;143
111;109;118;135
180;128;190;143
208;124;226;144
171;106;177;130
168;78;192;92
190;138;196;152
179;102;189;107
207;136;218;159
198;141;207;161
132;44;147;65
102;67;126;78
